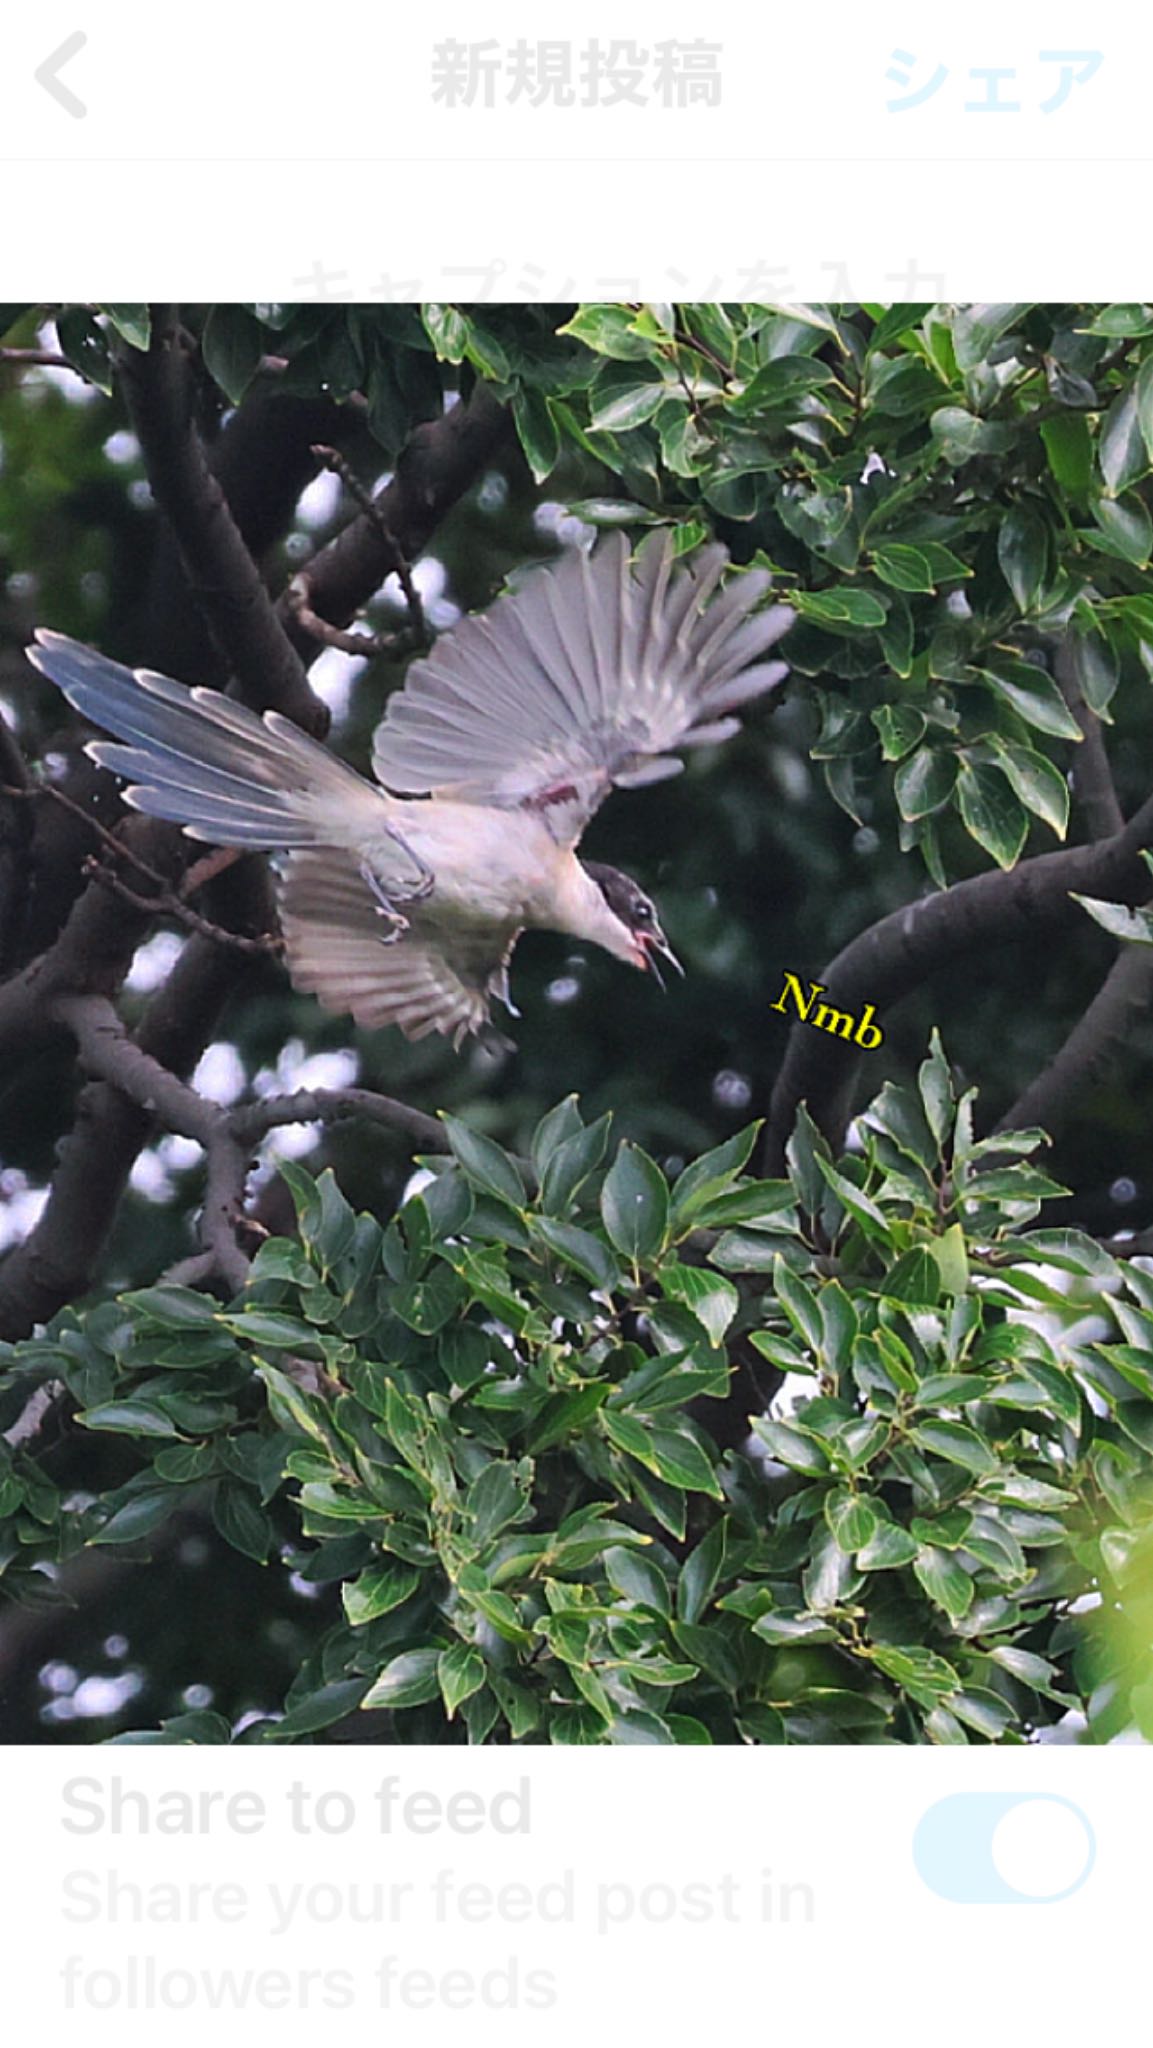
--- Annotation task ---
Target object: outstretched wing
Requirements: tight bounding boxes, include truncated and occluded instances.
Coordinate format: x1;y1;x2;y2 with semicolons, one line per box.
371;530;793;846
278;848;517;1048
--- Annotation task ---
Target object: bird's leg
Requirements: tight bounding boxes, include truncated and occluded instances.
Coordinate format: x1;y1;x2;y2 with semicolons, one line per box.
358;862;412;941
358;827;436;941
383;823;436;901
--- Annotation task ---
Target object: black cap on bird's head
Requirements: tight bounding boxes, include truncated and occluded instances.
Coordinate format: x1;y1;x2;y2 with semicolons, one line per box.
582;861;683;988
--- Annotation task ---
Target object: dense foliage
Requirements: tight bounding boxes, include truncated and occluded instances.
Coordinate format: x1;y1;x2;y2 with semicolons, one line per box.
1;300;1151;1742
1;1049;1150;1746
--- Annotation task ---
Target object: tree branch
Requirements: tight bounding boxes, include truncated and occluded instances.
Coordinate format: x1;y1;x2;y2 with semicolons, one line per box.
1054;634;1124;838
51;992;252;1297
232;1086;446;1154
114;309;327;733
991;636;1149;1139
0;885;267;1337
995;938;1153;1140
278;384;511;658
764;786;1153;1169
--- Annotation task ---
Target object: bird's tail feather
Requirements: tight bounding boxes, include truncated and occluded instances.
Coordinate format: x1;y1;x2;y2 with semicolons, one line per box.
27;630;388;849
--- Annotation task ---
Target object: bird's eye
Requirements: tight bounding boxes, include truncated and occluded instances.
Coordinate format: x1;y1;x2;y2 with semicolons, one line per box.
634;902;652;925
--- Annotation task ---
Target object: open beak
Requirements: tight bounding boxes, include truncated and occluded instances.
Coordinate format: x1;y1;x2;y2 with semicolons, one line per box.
637;925;684;991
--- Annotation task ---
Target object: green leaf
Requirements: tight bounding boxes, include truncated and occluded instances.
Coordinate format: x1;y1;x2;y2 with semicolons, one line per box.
857;1521;920;1570
813;1158;889;1238
870;1644;959;1706
997;505;1049;612
882;1248;942;1305
97;304;151;351
605;1412;722;1496
202;305;264;404
659;1262;739;1343
1085;304;1153;337
467;1462;529;1546
440;1116;526;1209
391;1268;468;1335
929;406;994;462
122;1285;223;1330
604;1545;671;1614
918;1031;955;1144
1071;894;1153;945
91;1488;183;1545
677;1520;728;1625
751;1418;830;1475
524;1384;609;1454
911;1419;999;1475
437;1645;486;1719
773;1254;823;1348
511;387;560;482
1040;413;1092;495
957;762;1028;870
987;739;1069;839
78;1400;183;1438
752;1612;839;1646
270;1678;372;1736
600;1143;669;1263
56;307;113;393
342;1564;420;1626
530;1095;585;1178
1099;383;1149;496
952;305;1032;369
361;1648;443;1712
589;368;670;433
422;304;469;362
973;662;1084;741
825;1490;879;1554
539;1114;613;1216
669;1124;760;1228
913;1545;973;1619
872;705;927;762
1090;493;1153;566
226;1311;324;1351
869;542;936;593
212;1480;272;1564
794;587;888;629
530;1216;620;1293
557;304;661;361
1136;355;1153;463
1071;625;1119;719
894;746;957;820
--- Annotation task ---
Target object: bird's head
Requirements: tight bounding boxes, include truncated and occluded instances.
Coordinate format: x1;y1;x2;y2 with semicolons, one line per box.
581;861;683;988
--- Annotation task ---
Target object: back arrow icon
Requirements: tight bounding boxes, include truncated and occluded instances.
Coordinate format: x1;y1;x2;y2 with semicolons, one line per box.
35;32;88;119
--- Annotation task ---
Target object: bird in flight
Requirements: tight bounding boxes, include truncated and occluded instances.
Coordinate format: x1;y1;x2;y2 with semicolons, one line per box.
29;531;792;1045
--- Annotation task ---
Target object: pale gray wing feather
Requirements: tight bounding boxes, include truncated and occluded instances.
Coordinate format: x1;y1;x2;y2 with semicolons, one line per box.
279;849;516;1047
28;630;425;895
370;531;793;845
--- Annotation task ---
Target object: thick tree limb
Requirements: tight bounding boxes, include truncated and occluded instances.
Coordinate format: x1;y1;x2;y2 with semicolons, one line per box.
0;897;267;1336
232;1087;446;1154
993;641;1149;1140
50;994;253;1300
278;383;511;657
0;711;32;975
995;939;1153;1140
1054;635;1124;839
764;787;1153;1169
0;812;181;1063
114;309;327;734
